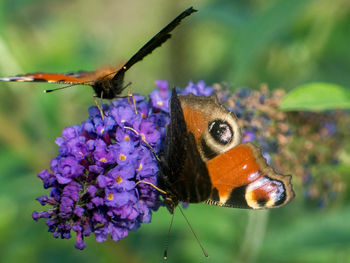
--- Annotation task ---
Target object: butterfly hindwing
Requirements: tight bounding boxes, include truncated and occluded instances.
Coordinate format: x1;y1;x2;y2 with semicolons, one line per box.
205;142;295;209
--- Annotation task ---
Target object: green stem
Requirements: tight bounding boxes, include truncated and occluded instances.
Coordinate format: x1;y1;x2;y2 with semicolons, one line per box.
235;210;269;263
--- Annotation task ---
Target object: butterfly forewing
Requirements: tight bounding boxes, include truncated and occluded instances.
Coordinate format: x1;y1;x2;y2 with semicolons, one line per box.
0;72;89;84
111;7;197;89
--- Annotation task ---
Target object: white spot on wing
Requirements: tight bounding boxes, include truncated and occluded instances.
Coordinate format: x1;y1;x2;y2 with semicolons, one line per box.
0;77;34;82
248;171;260;180
245;177;285;208
247;177;268;190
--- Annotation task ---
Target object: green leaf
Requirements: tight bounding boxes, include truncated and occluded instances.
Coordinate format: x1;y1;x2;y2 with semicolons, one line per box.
280;82;350;111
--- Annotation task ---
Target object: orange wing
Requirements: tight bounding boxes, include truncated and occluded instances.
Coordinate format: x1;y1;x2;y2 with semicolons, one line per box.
0;66;119;85
206;143;295;209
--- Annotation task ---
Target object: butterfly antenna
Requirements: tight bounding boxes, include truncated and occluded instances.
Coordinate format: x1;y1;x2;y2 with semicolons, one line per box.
178;206;209;258
44;81;93;93
163;212;175;260
44;85;74;93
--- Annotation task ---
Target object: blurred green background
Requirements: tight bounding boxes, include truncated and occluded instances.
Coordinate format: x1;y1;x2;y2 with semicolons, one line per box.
0;0;349;262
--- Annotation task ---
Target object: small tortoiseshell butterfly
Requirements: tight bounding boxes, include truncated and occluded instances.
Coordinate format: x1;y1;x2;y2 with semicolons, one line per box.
0;7;197;99
159;90;295;214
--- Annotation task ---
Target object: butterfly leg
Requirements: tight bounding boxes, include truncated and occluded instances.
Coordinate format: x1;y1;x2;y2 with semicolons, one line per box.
123;126;161;162
126;82;137;114
115;82;138;115
92;93;105;120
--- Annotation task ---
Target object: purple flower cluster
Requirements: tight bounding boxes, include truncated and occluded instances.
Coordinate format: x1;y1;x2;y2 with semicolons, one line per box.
286;111;346;208
218;85;290;163
33;80;213;249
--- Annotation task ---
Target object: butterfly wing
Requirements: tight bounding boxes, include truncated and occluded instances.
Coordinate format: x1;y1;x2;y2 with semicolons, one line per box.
205;143;295;209
0;71;94;84
159;89;211;211
0;66;120;92
178;94;295;209
178;94;242;161
167;132;212;203
110;7;197;95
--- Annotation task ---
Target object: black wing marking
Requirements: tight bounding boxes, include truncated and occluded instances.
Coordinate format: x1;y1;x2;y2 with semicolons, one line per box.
111;7;197;93
173;132;211;203
163;89;189;177
159;89;211;205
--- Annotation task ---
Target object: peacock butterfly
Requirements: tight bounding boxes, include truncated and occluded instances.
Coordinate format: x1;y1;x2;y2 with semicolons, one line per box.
0;7;197;99
158;89;295;214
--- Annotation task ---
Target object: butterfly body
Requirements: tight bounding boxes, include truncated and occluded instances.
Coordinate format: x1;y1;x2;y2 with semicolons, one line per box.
90;66;124;99
159;90;294;214
0;7;197;99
